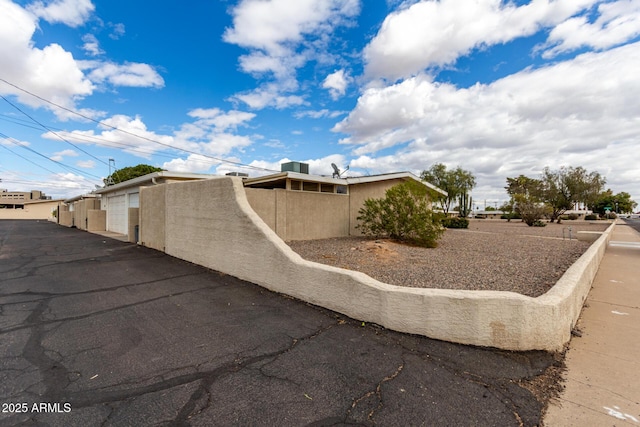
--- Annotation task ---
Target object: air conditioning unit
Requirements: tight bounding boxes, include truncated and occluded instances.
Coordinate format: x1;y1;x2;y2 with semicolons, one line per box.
281;161;309;174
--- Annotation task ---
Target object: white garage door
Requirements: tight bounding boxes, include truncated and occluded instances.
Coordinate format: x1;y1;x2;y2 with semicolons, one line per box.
107;194;127;234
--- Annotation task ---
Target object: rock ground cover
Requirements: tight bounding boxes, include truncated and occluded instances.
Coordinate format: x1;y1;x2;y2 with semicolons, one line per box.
288;220;610;298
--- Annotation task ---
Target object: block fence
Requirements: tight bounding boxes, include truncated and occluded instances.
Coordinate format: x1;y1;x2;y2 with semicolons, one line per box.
139;176;613;351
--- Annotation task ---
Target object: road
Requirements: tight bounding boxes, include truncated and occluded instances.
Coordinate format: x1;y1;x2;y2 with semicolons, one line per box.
621;217;640;233
0;220;553;426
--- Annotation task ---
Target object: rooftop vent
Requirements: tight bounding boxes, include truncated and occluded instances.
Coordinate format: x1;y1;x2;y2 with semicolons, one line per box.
281;161;309;174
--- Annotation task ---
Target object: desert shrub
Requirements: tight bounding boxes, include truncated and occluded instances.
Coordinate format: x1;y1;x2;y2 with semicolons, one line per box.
605;212;617;219
567;213;579;220
356;181;445;247
532;220;547;227
442;217;469;229
585;214;598;220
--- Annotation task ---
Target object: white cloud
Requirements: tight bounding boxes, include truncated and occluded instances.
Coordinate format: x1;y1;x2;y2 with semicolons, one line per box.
28;0;94;27
109;22;125;40
85;62;164;88
50;149;78;161
0;0;94;118
41;107;259;160
224;0;359;55
244;153;348;177
364;0;598;81
335;41;640;203
294;109;345;119
76;159;95;168
187;108;256;132
82;33;103;56
231;85;306;110
323;69;351;100
162;154;215;173
224;0;360;109
539;0;640;58
0;1;163;120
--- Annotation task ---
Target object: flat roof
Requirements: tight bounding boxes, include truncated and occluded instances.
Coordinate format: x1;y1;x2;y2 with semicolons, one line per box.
94;171;217;194
243;171;447;196
64;194;99;203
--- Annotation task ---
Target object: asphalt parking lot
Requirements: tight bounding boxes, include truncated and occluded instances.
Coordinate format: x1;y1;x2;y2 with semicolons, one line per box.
0;220;555;426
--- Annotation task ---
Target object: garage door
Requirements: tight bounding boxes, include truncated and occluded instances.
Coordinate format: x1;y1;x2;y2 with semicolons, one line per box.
107;195;127;234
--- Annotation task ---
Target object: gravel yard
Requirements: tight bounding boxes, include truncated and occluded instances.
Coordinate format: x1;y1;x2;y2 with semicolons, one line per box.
287;220;611;298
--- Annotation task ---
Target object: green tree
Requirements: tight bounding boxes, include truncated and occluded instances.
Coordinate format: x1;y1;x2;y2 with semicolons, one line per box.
420;163;476;215
591;190;637;215
540;166;605;222
505;175;546;225
513;193;550;226
105;164;164;185
356;181;444;247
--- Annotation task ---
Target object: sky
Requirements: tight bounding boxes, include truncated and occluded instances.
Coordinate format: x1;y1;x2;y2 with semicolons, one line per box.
1;0;639;210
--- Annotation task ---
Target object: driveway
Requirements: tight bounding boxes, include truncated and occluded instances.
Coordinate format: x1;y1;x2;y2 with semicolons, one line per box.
1;220;554;426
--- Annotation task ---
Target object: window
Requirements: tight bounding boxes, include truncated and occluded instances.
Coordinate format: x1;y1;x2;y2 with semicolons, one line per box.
303;181;319;192
320;183;334;193
290;180;301;191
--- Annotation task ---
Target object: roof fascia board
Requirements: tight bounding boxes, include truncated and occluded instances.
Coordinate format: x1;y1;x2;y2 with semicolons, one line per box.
94;171;215;194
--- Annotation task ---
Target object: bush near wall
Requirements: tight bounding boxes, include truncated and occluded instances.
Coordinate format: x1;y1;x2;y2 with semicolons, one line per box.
585;214;598;220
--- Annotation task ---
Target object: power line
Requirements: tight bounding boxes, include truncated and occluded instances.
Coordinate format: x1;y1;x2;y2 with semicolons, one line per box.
0;78;279;173
0;93;110;168
0;132;102;185
1;113;198;162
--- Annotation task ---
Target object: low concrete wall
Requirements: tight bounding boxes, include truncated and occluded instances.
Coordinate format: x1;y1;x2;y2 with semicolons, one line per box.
577;231;603;242
140;177;613;351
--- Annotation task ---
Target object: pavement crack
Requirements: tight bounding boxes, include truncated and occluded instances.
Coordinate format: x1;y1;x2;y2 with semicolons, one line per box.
0;271;208;302
0;286;211;336
348;363;404;423
21;299;71;402
60;323;338;411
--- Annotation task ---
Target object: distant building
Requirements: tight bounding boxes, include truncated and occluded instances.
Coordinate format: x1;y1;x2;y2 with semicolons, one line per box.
0;189;51;209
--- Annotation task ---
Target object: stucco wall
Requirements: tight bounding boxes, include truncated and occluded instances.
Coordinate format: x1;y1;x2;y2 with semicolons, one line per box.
59;210;73;227
348;178;406;235
73;199;101;230
139;185;166;251
245;187;349;240
87;210;106;231
139;176;613;351
0;201;58;220
128;208;139;243
244;188;277;231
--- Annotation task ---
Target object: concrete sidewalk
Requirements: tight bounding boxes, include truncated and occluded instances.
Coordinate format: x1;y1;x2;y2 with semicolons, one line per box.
545;220;640;426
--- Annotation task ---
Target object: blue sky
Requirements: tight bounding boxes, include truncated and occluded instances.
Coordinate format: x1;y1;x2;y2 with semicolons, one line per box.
1;0;639;209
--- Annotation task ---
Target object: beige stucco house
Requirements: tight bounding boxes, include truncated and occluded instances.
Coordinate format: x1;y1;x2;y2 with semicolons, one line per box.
243;164;447;241
93;171;217;241
0;189;61;220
